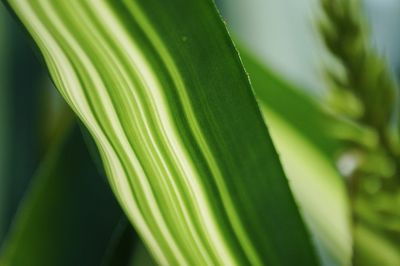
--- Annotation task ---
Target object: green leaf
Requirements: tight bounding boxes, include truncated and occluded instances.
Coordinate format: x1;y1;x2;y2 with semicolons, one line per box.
0;3;45;243
0;5;9;240
240;49;352;266
101;218;138;266
0;125;125;266
6;0;319;265
130;241;158;266
238;46;341;157
354;224;400;266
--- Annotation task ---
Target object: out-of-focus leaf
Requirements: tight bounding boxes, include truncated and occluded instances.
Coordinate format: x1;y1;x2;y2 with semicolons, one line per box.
0;4;9;241
101;218;137;266
240;47;340;157
241;49;352;266
7;0;318;265
130;242;157;266
0;125;124;266
0;3;44;243
354;224;400;266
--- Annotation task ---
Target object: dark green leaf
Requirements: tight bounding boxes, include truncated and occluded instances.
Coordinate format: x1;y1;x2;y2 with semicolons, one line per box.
0;125;124;266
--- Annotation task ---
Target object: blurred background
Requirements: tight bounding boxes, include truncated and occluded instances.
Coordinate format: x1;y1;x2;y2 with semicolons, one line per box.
220;0;400;94
1;0;400;265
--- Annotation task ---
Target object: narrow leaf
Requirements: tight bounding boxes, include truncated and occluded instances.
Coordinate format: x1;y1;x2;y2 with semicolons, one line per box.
6;0;319;264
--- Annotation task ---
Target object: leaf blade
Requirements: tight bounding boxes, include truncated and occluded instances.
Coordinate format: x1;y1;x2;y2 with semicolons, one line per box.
6;0;319;264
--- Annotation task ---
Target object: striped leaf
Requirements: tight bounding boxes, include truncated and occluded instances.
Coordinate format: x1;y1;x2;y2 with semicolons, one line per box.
6;0;318;265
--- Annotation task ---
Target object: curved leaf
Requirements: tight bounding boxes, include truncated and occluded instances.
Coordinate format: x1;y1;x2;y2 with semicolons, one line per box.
6;0;318;265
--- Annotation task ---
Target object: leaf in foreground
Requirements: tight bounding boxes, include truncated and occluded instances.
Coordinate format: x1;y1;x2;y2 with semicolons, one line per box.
6;0;318;264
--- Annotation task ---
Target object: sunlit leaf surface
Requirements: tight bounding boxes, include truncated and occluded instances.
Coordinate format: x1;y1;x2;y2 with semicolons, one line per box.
6;0;318;264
